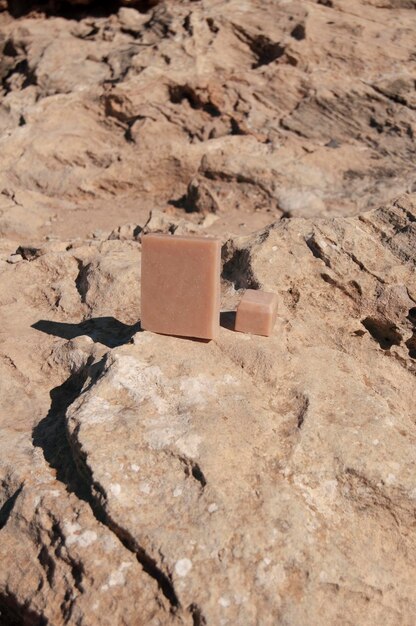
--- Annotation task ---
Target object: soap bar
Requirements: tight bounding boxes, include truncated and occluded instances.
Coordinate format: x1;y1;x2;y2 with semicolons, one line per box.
141;233;221;340
235;289;278;337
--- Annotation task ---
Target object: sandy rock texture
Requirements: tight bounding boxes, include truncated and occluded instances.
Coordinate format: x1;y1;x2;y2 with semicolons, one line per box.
0;0;416;240
0;0;416;625
1;193;416;625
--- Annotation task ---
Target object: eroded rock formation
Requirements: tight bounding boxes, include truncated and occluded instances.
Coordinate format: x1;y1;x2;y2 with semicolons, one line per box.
0;0;415;624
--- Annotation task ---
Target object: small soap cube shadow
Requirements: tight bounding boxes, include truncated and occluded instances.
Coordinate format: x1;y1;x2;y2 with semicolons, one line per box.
220;311;236;331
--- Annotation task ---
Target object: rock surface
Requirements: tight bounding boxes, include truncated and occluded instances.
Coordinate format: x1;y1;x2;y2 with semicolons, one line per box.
0;0;416;625
1;0;416;240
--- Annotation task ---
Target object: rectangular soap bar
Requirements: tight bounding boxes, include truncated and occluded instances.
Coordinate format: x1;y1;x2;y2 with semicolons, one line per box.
235;289;278;337
141;233;221;340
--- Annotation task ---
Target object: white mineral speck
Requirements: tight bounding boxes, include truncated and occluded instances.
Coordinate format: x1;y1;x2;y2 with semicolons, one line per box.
176;433;202;457
108;562;132;587
108;571;124;587
109;483;121;496
208;503;218;513
102;535;118;553
78;530;97;548
175;558;192;577
7;254;22;264
173;486;183;497
66;524;97;548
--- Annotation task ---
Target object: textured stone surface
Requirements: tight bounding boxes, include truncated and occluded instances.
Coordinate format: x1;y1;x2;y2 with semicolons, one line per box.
0;0;416;625
1;194;415;625
0;0;416;241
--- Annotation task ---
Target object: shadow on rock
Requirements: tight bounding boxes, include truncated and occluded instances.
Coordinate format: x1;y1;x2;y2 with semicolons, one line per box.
32;367;94;502
6;0;159;19
32;316;141;348
32;356;109;506
220;310;236;331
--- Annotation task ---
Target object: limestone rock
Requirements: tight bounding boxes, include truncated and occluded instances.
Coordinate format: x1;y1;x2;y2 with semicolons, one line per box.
0;0;415;240
1;0;416;624
1;194;415;624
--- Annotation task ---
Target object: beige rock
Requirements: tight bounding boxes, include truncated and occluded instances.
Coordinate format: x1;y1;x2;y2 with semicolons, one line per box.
1;194;415;624
63;196;416;625
118;7;149;32
6;253;22;263
0;0;415;240
0;0;416;624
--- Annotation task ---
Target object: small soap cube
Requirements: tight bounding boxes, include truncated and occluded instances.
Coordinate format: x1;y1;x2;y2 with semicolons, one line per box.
235;289;278;337
141;233;221;340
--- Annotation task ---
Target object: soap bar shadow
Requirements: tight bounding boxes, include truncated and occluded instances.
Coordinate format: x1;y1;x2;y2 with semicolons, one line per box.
157;333;212;344
32;317;142;348
33;312;237;347
140;311;236;342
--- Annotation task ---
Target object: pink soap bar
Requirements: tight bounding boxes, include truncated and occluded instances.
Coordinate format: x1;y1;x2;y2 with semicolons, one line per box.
141;233;221;340
235;289;278;337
